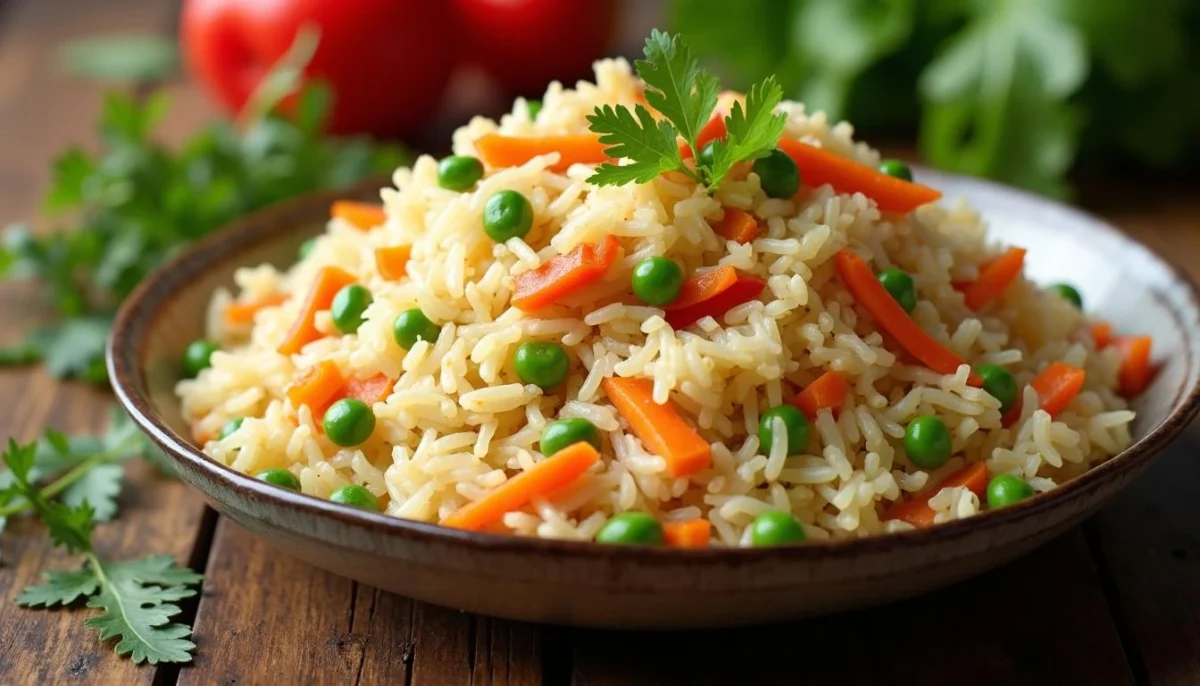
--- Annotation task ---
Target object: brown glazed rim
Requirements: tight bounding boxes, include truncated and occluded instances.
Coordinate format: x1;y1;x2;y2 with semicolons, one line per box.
110;169;1200;563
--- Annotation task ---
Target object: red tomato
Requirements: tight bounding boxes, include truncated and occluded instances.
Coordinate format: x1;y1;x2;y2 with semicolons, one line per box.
182;0;457;137
453;0;617;97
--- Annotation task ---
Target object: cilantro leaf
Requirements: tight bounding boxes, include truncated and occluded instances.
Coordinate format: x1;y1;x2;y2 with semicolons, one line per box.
17;566;101;607
85;556;202;665
587;104;690;186
707;75;787;188
637;29;719;154
62;464;124;522
27;317;113;381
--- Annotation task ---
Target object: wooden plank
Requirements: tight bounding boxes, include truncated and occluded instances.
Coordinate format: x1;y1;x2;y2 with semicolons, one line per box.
571;532;1134;686
0;0;213;683
184;519;546;686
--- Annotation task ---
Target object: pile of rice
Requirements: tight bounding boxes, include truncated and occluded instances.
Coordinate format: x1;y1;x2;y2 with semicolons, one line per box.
177;59;1135;545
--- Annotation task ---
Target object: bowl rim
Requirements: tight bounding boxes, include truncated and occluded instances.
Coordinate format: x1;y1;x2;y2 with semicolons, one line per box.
109;169;1200;562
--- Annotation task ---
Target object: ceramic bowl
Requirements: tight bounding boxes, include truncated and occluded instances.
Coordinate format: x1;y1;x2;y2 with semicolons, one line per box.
109;170;1200;628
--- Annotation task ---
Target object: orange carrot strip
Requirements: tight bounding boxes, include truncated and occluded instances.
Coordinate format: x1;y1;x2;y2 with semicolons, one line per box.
962;248;1026;310
834;249;982;386
332;201;386;231
664;274;764;330
343;373;395;405
441;442;600;531
476;133;609;172
663;519;711;548
1091;322;1114;349
776;139;942;213
286;361;346;415
713;208;758;244
224;293;287;326
1115;336;1154;397
666;265;738;311
790;371;849;420
277;266;357;355
679;114;729;159
511;235;620;311
884;462;989;528
603;377;711;478
374;245;412;281
1030;362;1087;416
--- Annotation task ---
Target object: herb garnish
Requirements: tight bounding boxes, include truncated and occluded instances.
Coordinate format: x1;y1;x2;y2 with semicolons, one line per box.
586;30;786;192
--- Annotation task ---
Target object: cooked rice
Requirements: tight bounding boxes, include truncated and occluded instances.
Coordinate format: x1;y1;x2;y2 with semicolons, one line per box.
177;59;1134;546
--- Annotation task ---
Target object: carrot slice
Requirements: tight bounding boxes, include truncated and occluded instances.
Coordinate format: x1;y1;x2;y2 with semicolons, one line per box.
476;133;610;172
374;245;412;281
224;293;287;326
1091;322;1114;349
664;274;764;330
775;139;942;213
277;266;357;355
1030;362;1086;417
286;361;346;416
1114;336;1154;397
603;377;711;478
343;373;394;405
713;208;758;244
790;371;849;420
511;235;620;311
441;441;601;531
834;249;982;386
962;248;1026;310
663;519;711;548
883;462;989;528
666;266;738;311
332;201;386;231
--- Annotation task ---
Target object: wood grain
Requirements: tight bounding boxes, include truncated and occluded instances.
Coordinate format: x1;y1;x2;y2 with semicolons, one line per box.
183;519;546;686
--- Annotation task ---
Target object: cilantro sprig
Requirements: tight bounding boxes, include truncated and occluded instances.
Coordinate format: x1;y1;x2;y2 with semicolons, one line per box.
587;30;787;192
2;431;200;665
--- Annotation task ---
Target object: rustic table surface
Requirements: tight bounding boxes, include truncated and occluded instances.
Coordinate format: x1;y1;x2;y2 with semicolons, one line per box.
1;0;1198;684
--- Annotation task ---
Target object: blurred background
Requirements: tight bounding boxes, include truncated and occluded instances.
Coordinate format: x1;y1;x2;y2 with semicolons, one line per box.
1;0;1199;383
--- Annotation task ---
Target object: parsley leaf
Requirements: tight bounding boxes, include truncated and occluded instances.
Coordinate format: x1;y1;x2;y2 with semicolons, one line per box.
586;31;785;193
587;104;691;185
17;567;100;607
637;29;719;154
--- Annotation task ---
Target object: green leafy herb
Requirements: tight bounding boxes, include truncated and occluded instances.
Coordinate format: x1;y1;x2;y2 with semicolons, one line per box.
586;30;786;191
59;34;180;83
4;438;201;664
1;51;409;384
670;0;1200;196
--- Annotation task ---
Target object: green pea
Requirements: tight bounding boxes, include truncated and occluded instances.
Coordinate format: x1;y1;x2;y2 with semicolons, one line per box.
903;416;953;469
595;512;664;545
697;140;717;170
758;405;810;457
514;341;569;389
330;484;380;511
392;308;441;350
182;339;218;377
298;237;316;260
986;473;1036;509
437;155;484;191
330;284;373;334
526;99;542;120
539;418;601;456
631;256;684;306
878;159;913;182
220;417;245;440
877;268;917;313
977;364;1019;413
752;148;801;199
323;398;376;447
256;468;301;491
749;511;806;546
482;190;534;242
1048;283;1083;310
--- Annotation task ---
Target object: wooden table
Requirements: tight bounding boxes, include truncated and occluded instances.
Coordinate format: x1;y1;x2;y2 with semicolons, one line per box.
1;0;1198;683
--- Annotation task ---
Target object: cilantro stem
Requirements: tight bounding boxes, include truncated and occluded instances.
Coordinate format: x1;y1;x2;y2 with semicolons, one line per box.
0;452;113;517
